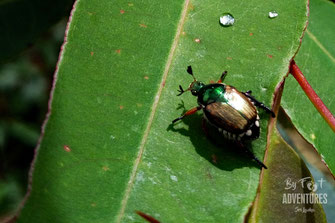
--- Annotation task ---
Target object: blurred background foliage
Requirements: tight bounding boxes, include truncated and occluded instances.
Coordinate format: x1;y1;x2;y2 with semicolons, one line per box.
0;0;74;219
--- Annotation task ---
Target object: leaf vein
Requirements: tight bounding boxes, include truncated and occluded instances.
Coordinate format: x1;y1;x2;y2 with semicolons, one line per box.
306;29;335;63
115;0;191;222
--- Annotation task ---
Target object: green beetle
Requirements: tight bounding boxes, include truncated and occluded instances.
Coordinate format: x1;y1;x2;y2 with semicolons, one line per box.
172;66;275;169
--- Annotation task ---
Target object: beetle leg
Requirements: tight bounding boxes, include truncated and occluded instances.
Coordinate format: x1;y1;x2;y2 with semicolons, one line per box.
237;142;268;169
172;106;202;123
243;91;275;117
217;71;228;83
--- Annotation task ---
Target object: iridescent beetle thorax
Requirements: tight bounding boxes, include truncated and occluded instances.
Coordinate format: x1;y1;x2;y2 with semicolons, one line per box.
197;83;226;105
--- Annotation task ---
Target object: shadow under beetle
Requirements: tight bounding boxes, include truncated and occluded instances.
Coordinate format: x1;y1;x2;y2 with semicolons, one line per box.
172;66;275;169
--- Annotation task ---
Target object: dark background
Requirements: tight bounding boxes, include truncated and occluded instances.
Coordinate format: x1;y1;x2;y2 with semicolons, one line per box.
0;0;73;219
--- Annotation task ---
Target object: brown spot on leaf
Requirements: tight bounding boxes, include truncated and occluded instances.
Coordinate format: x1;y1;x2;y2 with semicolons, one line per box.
63;145;71;152
209;80;215;84
194;38;201;43
120;9;125;14
102;166;110;171
90;52;94;56
226;57;232;60
115;49;121;54
249;33;253;36
119;105;124;110
162;81;166;87
144;76;149;80
267;54;273;59
139;24;147;28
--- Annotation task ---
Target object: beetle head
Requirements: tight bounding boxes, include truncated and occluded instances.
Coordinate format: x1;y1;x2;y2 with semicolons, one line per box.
189;81;205;96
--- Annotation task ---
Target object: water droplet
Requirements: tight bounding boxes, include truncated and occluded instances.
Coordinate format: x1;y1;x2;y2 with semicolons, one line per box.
268;11;278;19
219;13;235;27
170;175;178;182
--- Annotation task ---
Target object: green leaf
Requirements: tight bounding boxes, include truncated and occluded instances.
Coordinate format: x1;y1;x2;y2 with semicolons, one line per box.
0;0;73;62
281;0;335;174
248;126;326;223
18;0;308;222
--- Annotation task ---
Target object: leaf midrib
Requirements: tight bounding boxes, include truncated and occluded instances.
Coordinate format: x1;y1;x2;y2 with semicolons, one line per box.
115;0;190;221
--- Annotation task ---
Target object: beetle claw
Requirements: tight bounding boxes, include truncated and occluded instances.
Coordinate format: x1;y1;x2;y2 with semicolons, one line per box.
270;110;276;118
177;85;185;96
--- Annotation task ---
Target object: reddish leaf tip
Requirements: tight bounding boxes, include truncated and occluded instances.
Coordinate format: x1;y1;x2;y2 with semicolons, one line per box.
136;211;161;223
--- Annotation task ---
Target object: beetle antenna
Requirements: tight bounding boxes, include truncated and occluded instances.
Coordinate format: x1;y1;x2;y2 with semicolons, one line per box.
187;66;196;81
220;71;228;82
177;85;185;96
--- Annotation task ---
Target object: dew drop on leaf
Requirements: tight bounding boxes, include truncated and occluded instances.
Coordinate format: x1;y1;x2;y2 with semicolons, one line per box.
268;11;278;18
219;13;235;27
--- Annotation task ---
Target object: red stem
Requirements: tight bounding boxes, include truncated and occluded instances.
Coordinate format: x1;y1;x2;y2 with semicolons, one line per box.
290;60;335;132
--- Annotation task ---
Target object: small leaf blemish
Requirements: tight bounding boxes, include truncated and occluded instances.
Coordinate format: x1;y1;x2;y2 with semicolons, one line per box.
102;166;110;171
120;105;124;109
144;76;149;80
115;49;121;54
63;145;71;152
206;171;213;179
139;24;147;28
194;38;201;43
90;51;94;56
120;9;125;14
226;57;232;60
267;54;273;59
